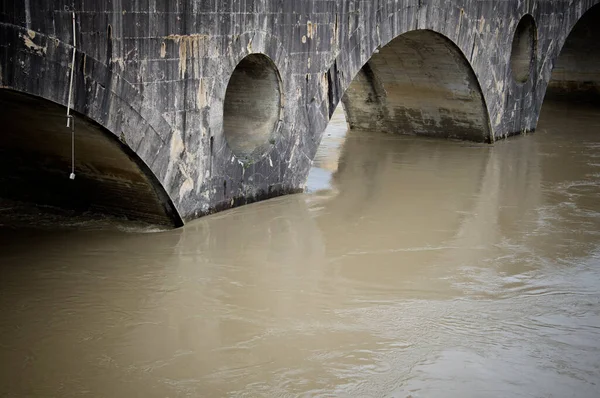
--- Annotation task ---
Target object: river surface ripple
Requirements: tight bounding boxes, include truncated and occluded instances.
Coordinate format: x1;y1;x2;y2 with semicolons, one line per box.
1;101;600;397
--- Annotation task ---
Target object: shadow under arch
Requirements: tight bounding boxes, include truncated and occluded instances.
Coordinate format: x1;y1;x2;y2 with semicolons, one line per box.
545;3;600;104
0;89;183;227
339;29;492;143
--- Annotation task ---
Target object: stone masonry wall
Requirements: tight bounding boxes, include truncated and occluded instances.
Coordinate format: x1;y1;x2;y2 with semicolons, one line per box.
1;0;599;223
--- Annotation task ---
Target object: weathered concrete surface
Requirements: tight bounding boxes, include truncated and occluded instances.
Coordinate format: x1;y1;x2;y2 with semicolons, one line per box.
1;1;599;225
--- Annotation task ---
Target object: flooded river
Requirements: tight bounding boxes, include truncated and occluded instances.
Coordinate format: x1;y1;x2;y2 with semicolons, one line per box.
1;101;600;397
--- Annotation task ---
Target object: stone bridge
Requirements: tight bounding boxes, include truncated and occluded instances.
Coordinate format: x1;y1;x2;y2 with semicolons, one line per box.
1;1;599;226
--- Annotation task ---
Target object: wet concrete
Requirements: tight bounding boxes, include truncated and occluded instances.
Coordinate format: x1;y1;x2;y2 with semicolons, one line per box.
1;101;600;397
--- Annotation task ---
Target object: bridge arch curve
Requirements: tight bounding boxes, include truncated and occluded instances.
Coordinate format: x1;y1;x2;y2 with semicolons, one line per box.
545;3;600;102
1;23;184;225
336;29;492;143
0;89;183;226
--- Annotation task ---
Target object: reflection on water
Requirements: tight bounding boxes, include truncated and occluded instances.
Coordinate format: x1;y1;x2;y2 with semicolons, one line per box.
1;102;600;397
306;106;348;193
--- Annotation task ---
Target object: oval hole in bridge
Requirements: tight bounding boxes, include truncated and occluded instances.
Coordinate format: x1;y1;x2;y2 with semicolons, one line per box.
511;14;537;83
223;54;282;161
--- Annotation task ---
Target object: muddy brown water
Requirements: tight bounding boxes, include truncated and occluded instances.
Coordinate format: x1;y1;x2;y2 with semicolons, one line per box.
1;102;600;397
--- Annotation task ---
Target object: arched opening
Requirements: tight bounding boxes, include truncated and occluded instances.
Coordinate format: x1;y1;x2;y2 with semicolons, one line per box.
0;90;182;226
223;54;282;161
546;4;600;103
510;15;537;84
341;30;491;142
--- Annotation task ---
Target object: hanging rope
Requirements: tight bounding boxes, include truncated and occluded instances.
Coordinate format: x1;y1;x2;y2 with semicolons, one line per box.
69;115;75;180
66;11;76;180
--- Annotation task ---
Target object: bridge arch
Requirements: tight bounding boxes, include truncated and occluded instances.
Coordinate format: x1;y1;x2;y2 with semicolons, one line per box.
0;89;183;226
338;29;492;143
546;3;600;102
1;22;186;226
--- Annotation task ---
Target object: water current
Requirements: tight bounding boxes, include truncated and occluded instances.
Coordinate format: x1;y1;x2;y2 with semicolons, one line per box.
1;101;599;397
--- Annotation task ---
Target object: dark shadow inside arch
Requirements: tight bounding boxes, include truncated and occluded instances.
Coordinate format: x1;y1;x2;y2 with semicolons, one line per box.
545;4;600;104
0;90;183;227
341;30;492;142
